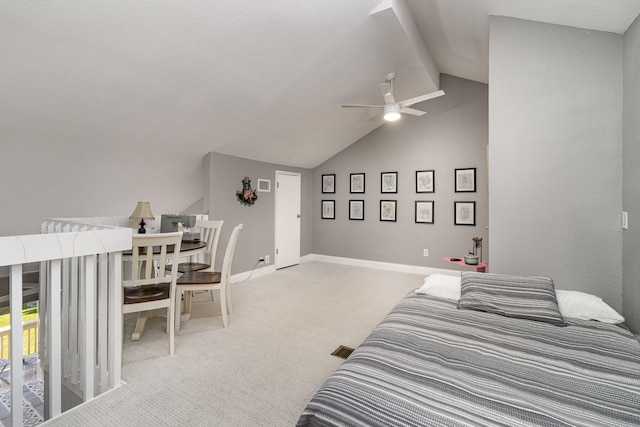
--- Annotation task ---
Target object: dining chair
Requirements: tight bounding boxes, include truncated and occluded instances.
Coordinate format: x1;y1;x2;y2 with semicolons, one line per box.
123;231;183;355
172;219;224;312
175;224;243;330
175;219;224;273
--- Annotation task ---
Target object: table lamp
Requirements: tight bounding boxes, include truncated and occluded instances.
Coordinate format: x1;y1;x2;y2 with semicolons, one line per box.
472;237;483;262
129;201;155;234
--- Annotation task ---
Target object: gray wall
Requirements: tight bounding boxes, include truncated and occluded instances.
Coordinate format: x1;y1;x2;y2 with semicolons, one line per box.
0;150;204;237
205;152;313;274
312;74;489;270
623;15;640;333
489;17;624;311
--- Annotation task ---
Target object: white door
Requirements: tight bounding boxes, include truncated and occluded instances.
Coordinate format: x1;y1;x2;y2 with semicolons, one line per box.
275;171;301;269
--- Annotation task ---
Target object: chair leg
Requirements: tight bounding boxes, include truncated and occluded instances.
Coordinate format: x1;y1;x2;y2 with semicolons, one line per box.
226;284;232;315
175;290;182;333
184;290;193;314
132;312;149;341
168;306;174;355
220;286;228;328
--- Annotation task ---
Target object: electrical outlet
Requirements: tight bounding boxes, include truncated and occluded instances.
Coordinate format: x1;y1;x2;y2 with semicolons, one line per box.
265;255;270;264
258;256;265;266
423;249;429;257
622;211;628;230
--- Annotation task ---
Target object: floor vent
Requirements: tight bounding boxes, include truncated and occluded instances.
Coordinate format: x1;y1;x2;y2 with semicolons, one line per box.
331;345;354;359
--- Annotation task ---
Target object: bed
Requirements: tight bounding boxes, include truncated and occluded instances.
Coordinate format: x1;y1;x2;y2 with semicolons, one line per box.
297;272;640;427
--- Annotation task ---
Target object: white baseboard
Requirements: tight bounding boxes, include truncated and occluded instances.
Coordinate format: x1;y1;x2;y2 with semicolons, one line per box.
302;254;460;277
231;264;276;284
233;254;461;283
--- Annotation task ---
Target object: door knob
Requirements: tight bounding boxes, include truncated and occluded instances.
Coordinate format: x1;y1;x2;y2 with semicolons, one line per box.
296;214;301;218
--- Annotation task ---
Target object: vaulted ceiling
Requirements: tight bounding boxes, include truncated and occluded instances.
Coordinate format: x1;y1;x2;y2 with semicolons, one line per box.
2;1;640;170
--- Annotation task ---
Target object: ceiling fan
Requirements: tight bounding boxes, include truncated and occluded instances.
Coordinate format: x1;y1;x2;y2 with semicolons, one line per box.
342;73;444;121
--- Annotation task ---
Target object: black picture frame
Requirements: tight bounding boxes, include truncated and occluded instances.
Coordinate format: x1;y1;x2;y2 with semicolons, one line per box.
380;200;397;222
454;201;476;226
416;170;435;193
322;174;336;193
415;201;434;224
321;200;335;219
350;173;365;193
381;172;397;193
455;168;476;192
349;200;365;220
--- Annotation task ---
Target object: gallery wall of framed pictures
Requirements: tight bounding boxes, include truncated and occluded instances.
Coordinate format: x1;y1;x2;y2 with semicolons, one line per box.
311;76;487;265
319;168;479;227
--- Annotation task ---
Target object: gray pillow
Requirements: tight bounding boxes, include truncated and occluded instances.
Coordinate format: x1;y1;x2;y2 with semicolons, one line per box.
458;272;566;326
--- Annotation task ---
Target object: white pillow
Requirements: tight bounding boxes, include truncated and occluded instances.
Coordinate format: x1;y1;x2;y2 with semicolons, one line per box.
555;290;625;324
416;274;461;301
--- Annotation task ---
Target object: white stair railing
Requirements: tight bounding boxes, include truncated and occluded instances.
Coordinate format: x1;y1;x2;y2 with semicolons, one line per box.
0;220;131;426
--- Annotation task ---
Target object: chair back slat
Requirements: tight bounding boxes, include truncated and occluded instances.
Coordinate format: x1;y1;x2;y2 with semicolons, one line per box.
194;220;224;272
126;232;183;287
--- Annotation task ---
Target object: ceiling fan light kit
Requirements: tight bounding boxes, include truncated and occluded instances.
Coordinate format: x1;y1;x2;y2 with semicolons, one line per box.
383;104;401;121
342;72;444;121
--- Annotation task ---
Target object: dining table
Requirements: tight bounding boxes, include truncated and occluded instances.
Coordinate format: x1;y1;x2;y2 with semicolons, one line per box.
122;240;207;259
122;238;207;341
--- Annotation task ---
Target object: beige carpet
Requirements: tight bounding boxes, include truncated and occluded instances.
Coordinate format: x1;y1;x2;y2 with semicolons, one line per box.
44;261;423;426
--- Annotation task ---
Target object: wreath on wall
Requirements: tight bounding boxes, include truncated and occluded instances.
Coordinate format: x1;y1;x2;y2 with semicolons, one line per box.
236;176;258;206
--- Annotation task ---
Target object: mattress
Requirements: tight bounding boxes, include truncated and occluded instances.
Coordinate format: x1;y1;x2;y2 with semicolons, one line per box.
297;293;640;427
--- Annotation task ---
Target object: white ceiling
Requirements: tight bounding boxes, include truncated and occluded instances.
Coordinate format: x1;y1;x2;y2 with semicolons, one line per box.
2;0;640;169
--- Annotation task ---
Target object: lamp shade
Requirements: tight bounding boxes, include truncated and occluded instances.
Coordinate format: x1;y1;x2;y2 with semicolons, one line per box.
129;201;155;220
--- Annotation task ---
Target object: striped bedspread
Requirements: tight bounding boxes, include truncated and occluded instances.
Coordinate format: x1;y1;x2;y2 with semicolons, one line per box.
298;293;640;427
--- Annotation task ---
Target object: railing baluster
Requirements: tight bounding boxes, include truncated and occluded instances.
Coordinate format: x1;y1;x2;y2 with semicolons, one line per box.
10;264;24;427
39;256;48;375
69;256;79;385
82;255;96;401
97;253;109;394
108;251;123;390
49;259;62;418
61;257;70;381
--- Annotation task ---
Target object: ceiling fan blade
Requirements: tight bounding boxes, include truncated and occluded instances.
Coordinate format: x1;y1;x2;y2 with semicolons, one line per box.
342;104;385;109
399;107;426;116
379;83;395;104
398;90;445;107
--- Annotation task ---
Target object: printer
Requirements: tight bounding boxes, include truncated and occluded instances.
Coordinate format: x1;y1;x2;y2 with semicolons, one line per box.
160;214;200;242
